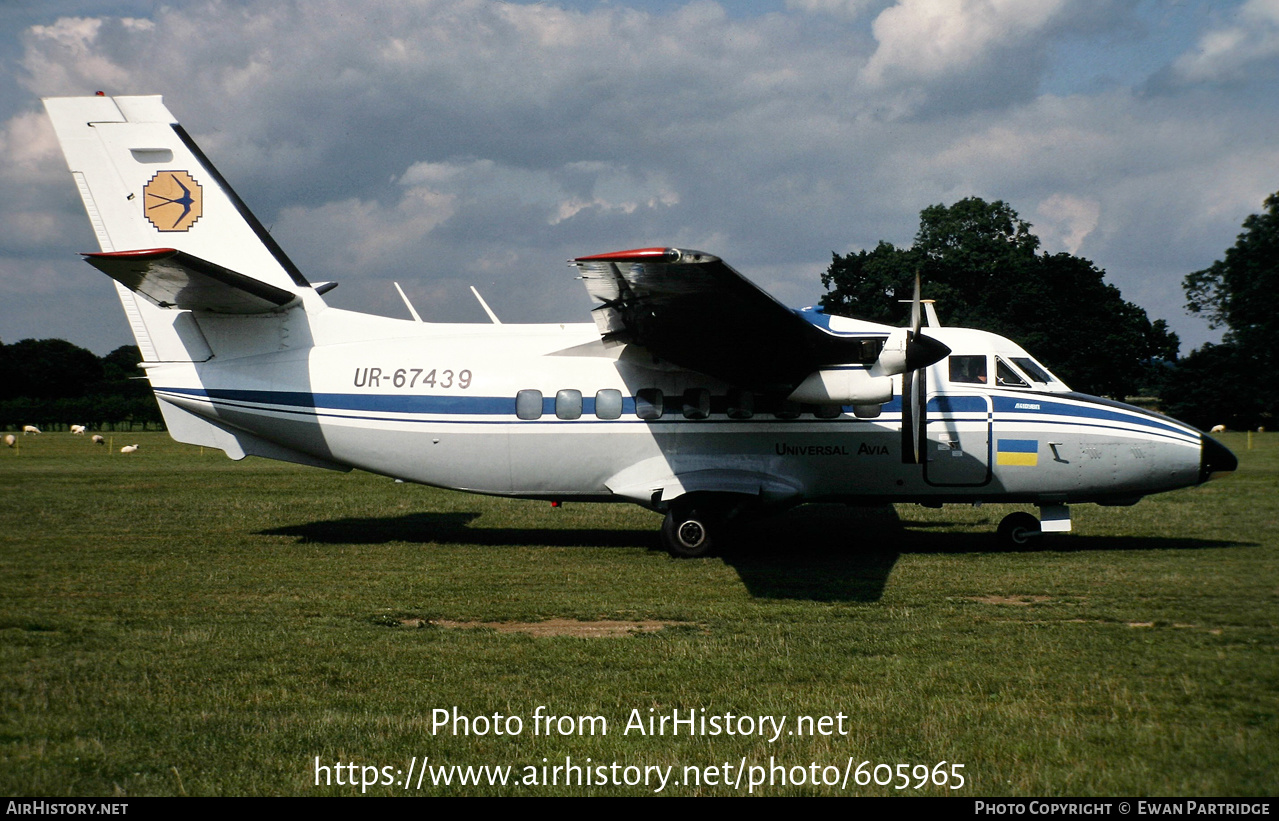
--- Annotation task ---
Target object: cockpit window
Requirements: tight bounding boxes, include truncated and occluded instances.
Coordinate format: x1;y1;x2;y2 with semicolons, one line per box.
1011;357;1056;384
949;355;988;384
996;358;1029;388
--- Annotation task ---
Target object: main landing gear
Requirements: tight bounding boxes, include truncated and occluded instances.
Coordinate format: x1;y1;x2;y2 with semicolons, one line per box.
660;495;750;558
660;503;720;558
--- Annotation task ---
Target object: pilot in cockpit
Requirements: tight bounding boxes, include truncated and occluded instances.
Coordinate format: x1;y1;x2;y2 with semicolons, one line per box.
949;354;988;385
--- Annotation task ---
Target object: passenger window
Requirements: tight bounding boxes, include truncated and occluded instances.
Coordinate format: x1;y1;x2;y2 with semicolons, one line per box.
635;388;664;420
727;388;754;420
516;389;543;420
556;389;583;420
950;355;988;384
774;400;801;420
996;358;1029;388
682;388;710;420
595;389;623;420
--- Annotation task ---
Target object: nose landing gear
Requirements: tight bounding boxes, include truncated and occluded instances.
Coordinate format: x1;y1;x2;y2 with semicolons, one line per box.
997;511;1042;548
996;504;1070;549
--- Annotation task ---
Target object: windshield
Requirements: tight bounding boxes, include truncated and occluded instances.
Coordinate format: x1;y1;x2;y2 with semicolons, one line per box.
1010;356;1058;384
995;358;1028;388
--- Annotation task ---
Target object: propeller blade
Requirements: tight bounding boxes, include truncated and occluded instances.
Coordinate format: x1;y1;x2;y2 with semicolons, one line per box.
899;271;939;465
901;361;915;464
897;270;950;370
910;270;922;336
913;366;927;464
901;366;928;464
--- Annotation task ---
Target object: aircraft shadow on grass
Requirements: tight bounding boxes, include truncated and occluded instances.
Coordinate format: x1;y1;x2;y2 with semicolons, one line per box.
259;512;654;549
259;505;1250;604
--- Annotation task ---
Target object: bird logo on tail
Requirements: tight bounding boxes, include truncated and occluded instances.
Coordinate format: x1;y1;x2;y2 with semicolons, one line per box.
143;170;203;231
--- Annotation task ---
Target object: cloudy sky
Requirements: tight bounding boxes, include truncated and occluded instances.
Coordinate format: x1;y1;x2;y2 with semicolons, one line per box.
2;0;1277;355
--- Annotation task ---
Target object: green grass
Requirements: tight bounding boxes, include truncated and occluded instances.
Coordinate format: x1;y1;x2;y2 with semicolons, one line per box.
1;431;1275;796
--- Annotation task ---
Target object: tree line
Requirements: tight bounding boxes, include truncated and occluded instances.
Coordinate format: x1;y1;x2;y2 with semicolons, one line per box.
820;195;1276;431
1169;192;1278;430
0;340;163;431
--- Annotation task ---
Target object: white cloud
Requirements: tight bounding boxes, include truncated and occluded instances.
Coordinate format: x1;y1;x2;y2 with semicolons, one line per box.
0;108;91;255
276;191;457;274
277;156;678;271
1035;193;1100;255
1173;0;1279;83
863;0;1070;87
22;17;131;93
0;109;60;179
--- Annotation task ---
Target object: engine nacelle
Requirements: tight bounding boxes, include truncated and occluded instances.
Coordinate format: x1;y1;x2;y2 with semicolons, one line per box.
871;326;950;376
787;368;894;405
872;327;910;376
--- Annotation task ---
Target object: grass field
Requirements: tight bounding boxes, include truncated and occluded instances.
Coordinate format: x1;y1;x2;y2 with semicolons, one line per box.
1;430;1275;796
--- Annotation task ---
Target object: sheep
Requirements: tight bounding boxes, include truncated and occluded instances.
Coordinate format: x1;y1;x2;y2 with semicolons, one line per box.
4;434;14;448
1209;425;1226;433
91;434;105;445
22;425;40;435
120;444;139;454
70;425;86;435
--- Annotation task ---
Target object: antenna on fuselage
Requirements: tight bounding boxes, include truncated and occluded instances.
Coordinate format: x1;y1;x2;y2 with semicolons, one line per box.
470;286;502;324
393;282;424;323
899;298;941;327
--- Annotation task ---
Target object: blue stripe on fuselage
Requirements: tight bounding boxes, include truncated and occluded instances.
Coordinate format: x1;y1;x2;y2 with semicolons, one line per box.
991;393;1193;440
154;386;1200;443
161;386;515;415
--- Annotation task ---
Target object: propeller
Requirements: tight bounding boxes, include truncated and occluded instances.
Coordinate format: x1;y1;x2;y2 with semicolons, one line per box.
899;272;946;465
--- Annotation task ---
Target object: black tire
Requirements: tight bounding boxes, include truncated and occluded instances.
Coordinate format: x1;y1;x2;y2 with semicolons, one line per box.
997;511;1042;549
661;506;717;558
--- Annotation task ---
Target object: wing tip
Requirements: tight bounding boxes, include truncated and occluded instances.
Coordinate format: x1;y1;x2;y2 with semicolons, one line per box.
83;248;178;260
574;247;677;263
573;247;723;265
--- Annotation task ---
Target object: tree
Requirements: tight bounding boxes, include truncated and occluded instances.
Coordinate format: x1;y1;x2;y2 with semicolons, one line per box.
1184;192;1279;346
100;345;144;382
1160;344;1252;432
0;340;161;430
821;198;1178;398
0;338;103;401
1177;191;1279;427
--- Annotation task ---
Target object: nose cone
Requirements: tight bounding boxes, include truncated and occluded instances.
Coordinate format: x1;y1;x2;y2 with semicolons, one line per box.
1199;435;1238;483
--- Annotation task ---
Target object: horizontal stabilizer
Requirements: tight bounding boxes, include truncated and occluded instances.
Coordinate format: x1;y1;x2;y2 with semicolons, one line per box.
84;248;298;314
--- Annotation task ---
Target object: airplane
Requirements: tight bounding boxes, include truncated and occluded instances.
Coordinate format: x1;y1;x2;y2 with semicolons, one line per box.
43;94;1238;557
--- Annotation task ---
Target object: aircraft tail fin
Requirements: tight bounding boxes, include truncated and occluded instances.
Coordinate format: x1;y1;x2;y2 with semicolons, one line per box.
43;95;317;361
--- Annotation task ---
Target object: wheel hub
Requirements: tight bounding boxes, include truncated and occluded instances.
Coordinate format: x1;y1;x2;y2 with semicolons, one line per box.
677;520;706;548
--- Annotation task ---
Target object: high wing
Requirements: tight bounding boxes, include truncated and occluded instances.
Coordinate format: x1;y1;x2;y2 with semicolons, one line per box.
84;248;299;314
573;247;888;393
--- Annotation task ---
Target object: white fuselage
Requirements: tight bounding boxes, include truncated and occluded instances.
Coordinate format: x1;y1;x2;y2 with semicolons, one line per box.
147;304;1205;511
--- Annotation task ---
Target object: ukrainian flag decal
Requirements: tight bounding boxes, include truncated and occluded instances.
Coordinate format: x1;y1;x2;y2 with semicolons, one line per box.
996;439;1039;466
